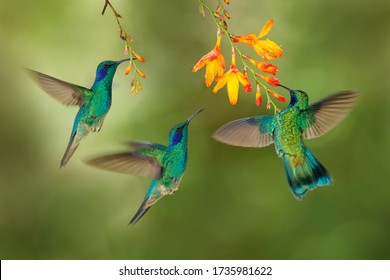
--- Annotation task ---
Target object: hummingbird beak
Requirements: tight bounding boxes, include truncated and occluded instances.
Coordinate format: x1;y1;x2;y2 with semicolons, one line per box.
278;84;294;94
187;108;205;123
116;58;131;65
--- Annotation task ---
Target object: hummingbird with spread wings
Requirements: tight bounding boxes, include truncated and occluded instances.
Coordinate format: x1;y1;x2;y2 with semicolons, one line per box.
213;85;358;199
26;58;130;167
87;109;204;225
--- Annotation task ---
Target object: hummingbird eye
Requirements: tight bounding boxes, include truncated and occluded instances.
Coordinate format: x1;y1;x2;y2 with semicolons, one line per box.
103;64;110;69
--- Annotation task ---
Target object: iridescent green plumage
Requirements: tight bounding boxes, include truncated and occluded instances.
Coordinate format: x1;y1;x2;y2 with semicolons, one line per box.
213;86;358;199
26;58;130;167
87;109;203;225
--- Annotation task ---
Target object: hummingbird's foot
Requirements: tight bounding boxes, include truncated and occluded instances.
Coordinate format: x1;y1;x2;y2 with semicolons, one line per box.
168;188;177;195
91;120;104;132
91;126;102;133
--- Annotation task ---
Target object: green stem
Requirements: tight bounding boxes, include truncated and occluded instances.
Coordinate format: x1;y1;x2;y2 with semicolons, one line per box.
199;0;281;111
102;0;144;95
199;0;253;77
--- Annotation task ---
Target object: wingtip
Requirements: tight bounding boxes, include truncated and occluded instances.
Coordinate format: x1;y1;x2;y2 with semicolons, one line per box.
84;157;98;167
340;90;359;98
333;90;360;101
84;155;114;171
24;67;38;80
212;120;236;143
348;90;360;103
211;129;230;145
23;67;32;73
211;128;222;142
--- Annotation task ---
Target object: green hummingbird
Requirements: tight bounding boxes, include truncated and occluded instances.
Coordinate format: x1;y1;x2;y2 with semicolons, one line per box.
26;58;131;167
213;85;358;199
87;108;204;225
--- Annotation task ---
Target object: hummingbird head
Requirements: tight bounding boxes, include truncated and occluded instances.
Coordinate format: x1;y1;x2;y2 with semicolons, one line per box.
168;108;204;146
95;58;130;83
278;84;309;109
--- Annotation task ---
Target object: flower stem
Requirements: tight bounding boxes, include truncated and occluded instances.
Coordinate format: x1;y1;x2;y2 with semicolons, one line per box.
102;0;145;95
198;0;282;110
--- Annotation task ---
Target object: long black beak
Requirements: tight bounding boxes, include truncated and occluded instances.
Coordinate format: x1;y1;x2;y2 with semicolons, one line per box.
278;84;293;92
116;58;133;65
187;108;205;123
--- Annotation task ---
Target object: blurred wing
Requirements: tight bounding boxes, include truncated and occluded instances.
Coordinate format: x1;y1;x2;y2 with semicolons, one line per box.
213;116;274;147
301;91;358;139
125;140;168;151
26;68;91;106
87;152;162;179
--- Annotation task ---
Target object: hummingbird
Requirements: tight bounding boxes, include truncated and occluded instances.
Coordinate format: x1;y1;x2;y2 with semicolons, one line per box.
87;108;204;225
26;58;131;167
213;85;358;199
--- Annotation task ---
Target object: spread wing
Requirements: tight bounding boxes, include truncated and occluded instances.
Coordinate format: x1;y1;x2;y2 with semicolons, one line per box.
26;68;92;106
301;91;359;139
87;152;163;179
213;116;274;147
124;140;168;151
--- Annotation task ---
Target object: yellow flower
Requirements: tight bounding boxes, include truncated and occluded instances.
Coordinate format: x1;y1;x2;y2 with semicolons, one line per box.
192;31;225;87
233;19;283;61
212;53;252;105
253;39;283;61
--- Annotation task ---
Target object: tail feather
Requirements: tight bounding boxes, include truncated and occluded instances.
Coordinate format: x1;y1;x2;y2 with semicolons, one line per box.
282;147;333;200
129;199;151;225
60;130;83;167
129;180;162;225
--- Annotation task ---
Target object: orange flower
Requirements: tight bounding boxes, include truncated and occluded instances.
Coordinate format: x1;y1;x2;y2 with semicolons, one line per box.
257;74;280;87
242;54;278;75
132;51;145;62
212;51;252;105
125;62;132;75
233;19;283;61
260;63;278;75
136;68;146;78
192;30;225;87
255;84;262;106
268;89;286;102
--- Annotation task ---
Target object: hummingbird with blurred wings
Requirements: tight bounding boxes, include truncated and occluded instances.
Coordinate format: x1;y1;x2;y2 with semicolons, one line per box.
87;108;204;225
213;85;358;199
26;58;131;167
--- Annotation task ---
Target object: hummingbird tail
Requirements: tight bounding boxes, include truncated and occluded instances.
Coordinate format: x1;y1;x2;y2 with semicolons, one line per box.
129;199;151;226
282;147;333;200
60;130;83;167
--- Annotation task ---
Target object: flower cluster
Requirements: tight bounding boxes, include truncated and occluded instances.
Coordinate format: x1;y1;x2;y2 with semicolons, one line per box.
192;0;286;110
102;0;146;95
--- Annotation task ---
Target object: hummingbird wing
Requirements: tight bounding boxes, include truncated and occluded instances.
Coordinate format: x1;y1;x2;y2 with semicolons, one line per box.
26;69;92;106
213;116;274;147
124;140;168;151
301;91;358;139
87;146;167;179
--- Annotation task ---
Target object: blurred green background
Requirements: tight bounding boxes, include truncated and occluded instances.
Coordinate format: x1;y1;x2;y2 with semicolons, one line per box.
0;0;389;259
